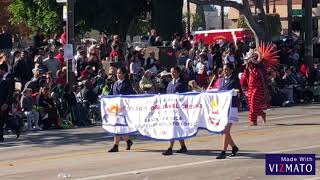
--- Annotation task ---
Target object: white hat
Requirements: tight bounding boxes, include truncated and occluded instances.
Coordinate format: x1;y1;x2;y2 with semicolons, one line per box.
160;70;170;77
135;46;143;51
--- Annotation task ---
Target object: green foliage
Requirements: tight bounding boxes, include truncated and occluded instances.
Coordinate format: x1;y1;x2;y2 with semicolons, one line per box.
8;0;62;36
152;0;183;40
193;5;206;30
237;15;249;28
182;11;206;31
128;19;151;36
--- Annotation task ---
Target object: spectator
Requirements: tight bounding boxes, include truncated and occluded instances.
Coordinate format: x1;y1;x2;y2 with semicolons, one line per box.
38;87;59;129
43;51;61;80
154;36;163;46
177;49;189;66
33;31;46;48
81;80;98;104
0;26;13;49
24;67;43;93
186;59;196;81
139;70;157;94
148;29;157;46
188;80;202;92
55;48;65;67
21;88;40;130
60;26;67;45
13;51;33;85
172;33;181;51
56;67;67;86
93;69;107;94
195;53;208;88
145;51;157;70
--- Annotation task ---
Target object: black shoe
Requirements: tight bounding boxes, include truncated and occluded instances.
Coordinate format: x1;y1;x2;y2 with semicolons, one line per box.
162;148;173;156
230;146;239;157
108;145;119;152
216;151;226;159
176;146;188;153
126;140;133;150
16;132;20;139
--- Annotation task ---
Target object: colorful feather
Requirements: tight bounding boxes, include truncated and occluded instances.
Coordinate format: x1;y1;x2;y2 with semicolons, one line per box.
259;41;279;70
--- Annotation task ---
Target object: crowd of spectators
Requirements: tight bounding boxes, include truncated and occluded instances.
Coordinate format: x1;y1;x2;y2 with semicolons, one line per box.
0;27;320;134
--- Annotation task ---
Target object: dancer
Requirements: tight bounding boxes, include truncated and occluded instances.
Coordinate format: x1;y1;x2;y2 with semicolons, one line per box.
240;42;279;126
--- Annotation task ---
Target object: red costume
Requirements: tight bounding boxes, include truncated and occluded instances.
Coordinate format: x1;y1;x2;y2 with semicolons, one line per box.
240;42;279;125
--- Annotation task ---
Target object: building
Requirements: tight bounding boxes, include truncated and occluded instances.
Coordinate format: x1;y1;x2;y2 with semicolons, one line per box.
183;0;232;31
228;0;320;35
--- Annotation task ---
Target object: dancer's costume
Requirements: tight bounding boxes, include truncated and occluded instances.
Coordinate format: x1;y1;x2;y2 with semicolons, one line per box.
240;42;279;124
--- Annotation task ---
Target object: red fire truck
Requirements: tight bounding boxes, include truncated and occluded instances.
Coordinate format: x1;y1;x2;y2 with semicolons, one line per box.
193;28;254;45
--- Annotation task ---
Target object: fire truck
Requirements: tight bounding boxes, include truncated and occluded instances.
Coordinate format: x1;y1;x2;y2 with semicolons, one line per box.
193;28;254;45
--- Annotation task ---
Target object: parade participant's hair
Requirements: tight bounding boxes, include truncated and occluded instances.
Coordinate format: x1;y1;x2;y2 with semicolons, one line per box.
224;63;235;71
0;63;8;72
172;66;182;75
118;67;129;79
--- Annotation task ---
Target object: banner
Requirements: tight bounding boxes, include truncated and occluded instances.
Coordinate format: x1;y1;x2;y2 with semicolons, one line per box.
101;90;237;141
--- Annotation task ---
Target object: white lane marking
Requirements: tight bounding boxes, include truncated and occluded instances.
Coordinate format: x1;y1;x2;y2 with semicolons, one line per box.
0;145;33;151
303;177;320;180
75;144;320;180
270;144;320;153
74;159;227;180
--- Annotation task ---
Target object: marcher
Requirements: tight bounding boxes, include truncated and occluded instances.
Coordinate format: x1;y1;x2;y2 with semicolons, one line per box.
108;67;135;152
162;66;189;156
216;63;240;159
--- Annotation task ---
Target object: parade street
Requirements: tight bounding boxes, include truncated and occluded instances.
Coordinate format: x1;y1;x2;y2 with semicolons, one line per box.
0;104;319;180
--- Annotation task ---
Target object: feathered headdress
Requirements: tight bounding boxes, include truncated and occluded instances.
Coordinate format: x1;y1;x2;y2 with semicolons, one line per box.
242;42;279;70
258;42;279;70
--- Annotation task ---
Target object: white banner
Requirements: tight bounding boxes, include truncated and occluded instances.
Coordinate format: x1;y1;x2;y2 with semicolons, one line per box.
101;90;237;141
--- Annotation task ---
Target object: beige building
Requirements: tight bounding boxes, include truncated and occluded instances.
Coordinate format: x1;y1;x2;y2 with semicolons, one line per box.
228;0;320;35
183;0;233;31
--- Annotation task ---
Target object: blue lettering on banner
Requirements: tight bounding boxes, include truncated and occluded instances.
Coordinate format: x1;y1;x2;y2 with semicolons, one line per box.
265;154;316;175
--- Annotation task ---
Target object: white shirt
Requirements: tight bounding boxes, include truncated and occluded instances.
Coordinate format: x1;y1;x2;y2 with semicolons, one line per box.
2;72;9;80
172;78;180;84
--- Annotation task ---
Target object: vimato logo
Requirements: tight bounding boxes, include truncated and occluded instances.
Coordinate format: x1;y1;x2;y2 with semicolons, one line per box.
265;154;316;175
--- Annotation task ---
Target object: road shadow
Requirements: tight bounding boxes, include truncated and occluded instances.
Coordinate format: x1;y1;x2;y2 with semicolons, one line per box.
138;149;265;159
274;123;320;126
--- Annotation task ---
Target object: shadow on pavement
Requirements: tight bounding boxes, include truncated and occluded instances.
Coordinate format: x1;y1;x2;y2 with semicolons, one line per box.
138;149;265;159
274;123;320;126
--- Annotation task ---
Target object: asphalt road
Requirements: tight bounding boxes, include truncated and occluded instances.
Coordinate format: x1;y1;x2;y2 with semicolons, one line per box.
0;104;320;180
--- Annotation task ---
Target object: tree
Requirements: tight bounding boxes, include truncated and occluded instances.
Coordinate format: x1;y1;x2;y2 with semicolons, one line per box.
8;0;62;36
75;0;151;39
9;0;151;39
189;0;269;47
152;0;184;40
237;15;249;28
194;5;206;30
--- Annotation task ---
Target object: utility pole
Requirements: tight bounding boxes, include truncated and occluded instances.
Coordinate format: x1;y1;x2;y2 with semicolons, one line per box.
287;0;292;40
304;0;314;68
221;4;224;29
66;0;75;85
187;0;191;35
